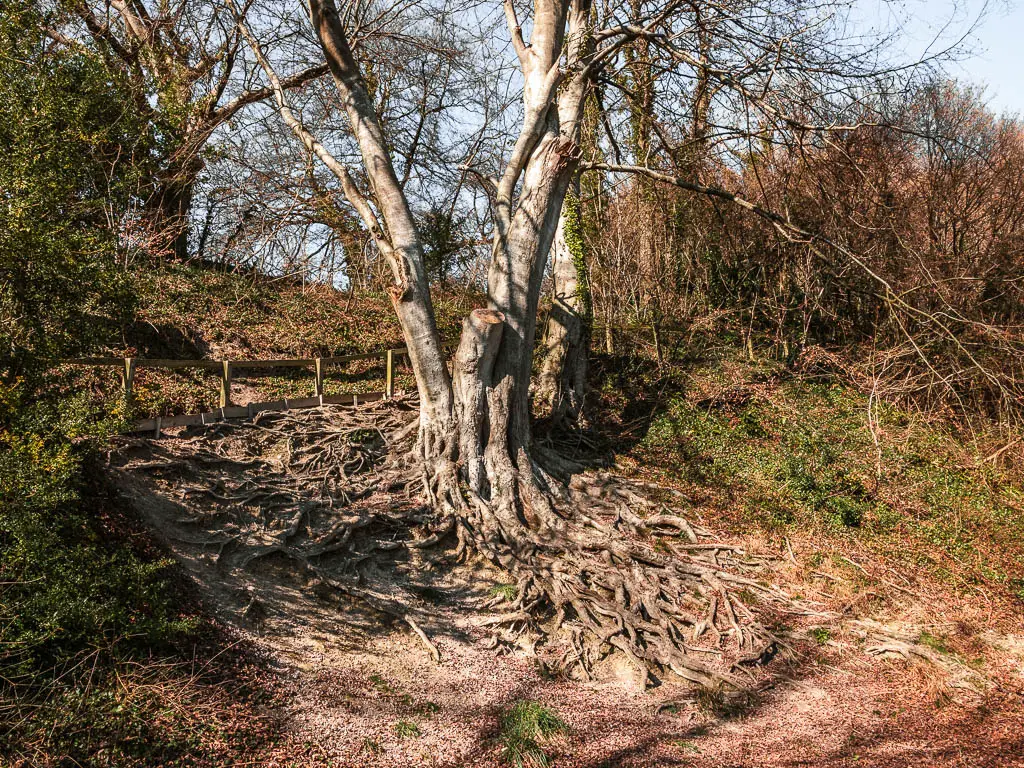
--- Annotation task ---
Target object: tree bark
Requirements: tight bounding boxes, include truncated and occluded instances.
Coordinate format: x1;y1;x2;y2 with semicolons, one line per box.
307;0;453;451
150;158;203;261
453;308;505;494
486;134;578;454
538;189;590;426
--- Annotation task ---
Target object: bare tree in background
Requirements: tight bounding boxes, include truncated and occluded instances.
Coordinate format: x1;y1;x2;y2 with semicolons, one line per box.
46;0;334;260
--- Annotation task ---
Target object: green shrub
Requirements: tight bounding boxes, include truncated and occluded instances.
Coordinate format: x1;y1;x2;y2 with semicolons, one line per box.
0;4;145;385
0;389;191;671
0;387;197;763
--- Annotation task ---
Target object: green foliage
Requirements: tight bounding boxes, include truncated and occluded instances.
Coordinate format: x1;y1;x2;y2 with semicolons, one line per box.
394;720;421;739
416;700;441;717
369;673;395;694
632;348;1024;592
670;739;701;753
0;388;191;671
918;632;951;655
0;3;148;382
0;12;196;759
419;205;469;283
0;2;183;675
561;189;592;322
1011;579;1024;603
0;385;198;764
1;662;228;765
489;583;518;602
498;699;568;768
644;378;878;529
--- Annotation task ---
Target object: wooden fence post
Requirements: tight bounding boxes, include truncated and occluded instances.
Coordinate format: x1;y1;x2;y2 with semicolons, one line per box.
385;349;394;399
122;357;136;401
219;360;233;408
314;357;323;397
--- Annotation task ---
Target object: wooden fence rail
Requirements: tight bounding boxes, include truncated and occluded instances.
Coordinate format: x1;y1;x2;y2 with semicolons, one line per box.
63;346;411;436
63;324;679;437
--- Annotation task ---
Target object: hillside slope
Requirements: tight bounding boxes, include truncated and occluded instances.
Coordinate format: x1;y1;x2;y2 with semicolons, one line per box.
14;263;1024;767
64;263;480;418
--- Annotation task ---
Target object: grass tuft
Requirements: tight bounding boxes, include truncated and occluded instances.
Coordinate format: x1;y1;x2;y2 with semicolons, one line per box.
498;699;568;768
362;737;384;754
489;583;519;602
394;720;421;739
919;632;951;655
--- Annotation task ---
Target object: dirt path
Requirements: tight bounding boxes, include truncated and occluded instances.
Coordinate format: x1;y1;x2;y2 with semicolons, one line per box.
110;404;1024;767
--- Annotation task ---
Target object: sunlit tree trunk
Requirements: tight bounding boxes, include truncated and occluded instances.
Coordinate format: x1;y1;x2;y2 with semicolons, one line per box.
296;0;594;496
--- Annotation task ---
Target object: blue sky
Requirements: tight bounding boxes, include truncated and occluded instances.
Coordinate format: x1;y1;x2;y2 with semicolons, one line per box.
950;1;1024;114
873;0;1023;115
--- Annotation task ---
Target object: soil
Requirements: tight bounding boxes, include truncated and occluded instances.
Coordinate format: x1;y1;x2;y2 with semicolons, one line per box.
109;402;1024;768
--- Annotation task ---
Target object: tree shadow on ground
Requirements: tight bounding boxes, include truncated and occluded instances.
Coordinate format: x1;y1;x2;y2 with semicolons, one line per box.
540;333;795;477
121;318;212;358
537;338;705;469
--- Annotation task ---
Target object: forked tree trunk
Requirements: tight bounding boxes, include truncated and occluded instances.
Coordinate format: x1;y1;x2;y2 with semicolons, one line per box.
416;0;586;485
298;0;588;481
482;135;577;460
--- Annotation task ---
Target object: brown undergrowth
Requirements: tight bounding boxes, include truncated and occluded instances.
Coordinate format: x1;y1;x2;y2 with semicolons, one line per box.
1;594;301;767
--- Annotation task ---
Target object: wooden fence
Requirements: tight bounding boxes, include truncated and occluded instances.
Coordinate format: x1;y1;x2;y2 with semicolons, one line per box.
64;347;408;436
64;322;682;437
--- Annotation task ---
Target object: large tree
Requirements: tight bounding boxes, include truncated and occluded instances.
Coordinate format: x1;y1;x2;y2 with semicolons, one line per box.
234;0;930;684
1;2;146;380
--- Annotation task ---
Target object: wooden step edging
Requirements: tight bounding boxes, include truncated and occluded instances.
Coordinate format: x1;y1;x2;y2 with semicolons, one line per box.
134;391;387;438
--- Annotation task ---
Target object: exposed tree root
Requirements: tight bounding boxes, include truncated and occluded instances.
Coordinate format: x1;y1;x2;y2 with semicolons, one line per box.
110;400;451;646
425;450;790;689
112;398;797;691
852;620;988;699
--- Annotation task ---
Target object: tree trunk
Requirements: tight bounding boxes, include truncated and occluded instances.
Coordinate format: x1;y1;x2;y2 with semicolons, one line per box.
538;189;590;426
453;308;505;495
307;0;453;455
479;129;577;482
150;160;201;262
